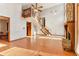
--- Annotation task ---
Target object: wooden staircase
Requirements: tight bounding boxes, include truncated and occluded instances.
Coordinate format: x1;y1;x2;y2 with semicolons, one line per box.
32;17;52;36
40;27;52;36
31;5;52;36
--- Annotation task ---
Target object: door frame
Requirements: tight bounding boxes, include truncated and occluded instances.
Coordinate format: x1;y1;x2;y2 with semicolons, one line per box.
0;16;10;42
8;17;10;42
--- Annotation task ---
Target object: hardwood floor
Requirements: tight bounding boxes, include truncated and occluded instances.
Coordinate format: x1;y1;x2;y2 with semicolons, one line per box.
0;37;76;56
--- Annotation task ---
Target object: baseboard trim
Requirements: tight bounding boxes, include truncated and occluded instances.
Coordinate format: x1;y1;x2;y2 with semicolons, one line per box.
75;50;79;56
11;36;36;42
11;37;28;42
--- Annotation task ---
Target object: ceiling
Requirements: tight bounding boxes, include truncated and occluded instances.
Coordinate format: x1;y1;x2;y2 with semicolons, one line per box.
22;3;62;10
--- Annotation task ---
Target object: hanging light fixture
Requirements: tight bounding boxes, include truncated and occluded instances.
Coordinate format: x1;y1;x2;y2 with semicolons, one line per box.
31;3;43;12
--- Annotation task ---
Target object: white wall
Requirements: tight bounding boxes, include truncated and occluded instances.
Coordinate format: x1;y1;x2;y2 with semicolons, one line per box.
40;4;65;35
0;3;65;41
0;3;26;41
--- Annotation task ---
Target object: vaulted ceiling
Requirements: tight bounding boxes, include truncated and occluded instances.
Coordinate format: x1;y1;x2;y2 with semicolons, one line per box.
22;3;62;10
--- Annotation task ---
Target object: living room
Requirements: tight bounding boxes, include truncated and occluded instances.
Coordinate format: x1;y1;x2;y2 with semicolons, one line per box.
0;3;77;56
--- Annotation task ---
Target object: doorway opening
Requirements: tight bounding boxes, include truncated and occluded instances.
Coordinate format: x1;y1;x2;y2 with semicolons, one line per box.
0;16;10;42
27;22;31;36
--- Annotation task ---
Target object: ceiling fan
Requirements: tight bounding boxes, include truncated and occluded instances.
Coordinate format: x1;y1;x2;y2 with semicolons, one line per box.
31;3;43;12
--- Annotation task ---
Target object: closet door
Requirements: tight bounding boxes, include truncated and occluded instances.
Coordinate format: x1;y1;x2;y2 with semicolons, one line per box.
66;3;75;51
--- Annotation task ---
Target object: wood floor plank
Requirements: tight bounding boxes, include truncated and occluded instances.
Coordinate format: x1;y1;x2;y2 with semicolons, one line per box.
0;37;76;56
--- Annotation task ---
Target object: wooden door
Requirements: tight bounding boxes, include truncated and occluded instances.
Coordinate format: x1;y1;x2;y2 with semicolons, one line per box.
27;22;31;36
67;21;75;50
65;3;75;51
